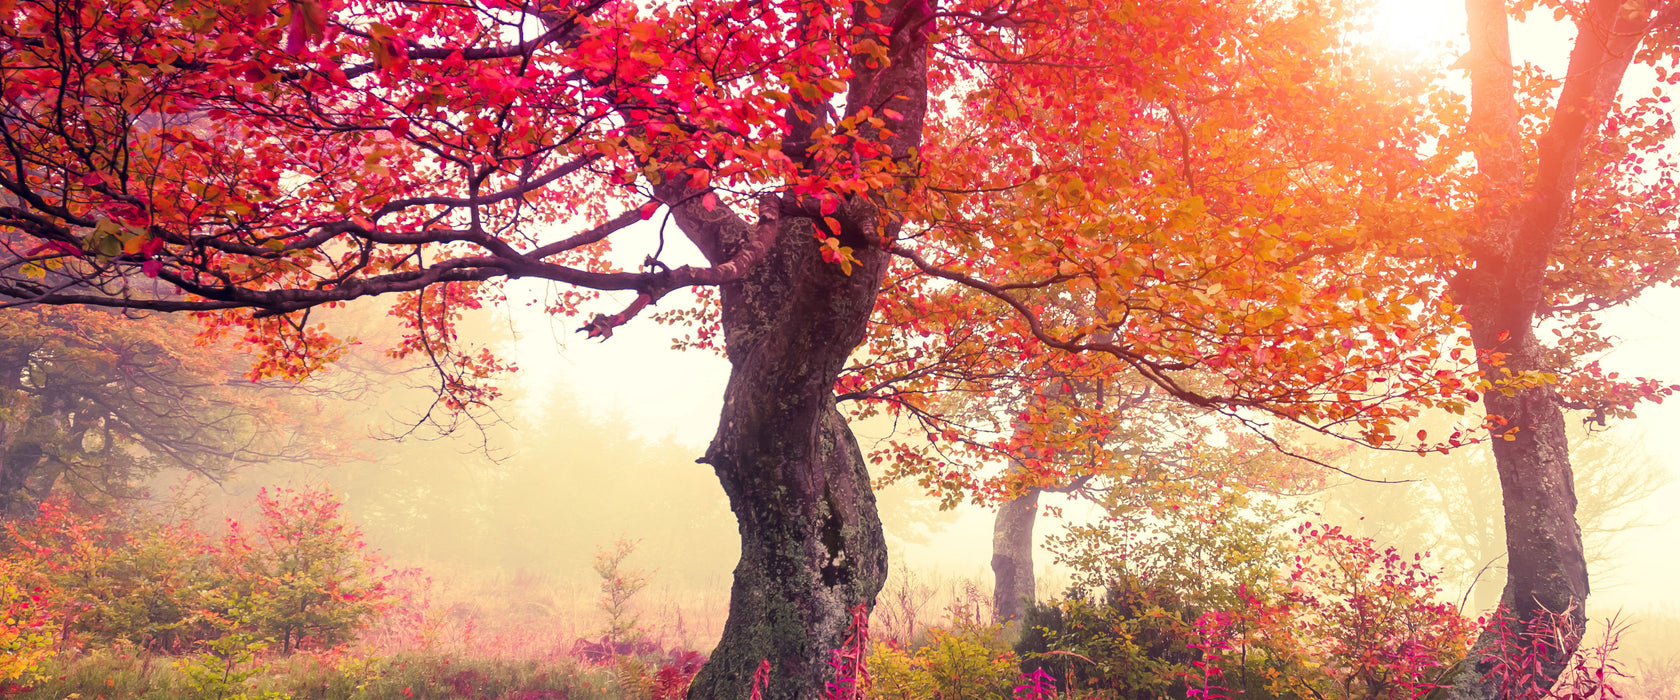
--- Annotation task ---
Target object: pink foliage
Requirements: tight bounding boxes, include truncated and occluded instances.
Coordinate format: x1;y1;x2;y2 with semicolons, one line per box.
1013;667;1058;700
1186;610;1235;700
1481;604;1629;700
823;604;872;700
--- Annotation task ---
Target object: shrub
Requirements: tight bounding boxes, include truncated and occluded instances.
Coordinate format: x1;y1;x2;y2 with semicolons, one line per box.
591;537;649;648
3;498;214;652
1;488;392;659
1015;580;1200;698
1278;522;1473;699
0;556;57;683
1025;520;1475;699
870;622;1017;699
214;488;395;653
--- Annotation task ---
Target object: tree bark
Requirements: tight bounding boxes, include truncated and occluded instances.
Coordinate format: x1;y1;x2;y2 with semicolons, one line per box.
1446;314;1590;698
684;217;892;699
991;481;1041;623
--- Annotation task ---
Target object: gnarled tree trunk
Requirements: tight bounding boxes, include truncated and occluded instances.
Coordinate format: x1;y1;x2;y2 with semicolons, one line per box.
685;217;892;699
674;1;931;695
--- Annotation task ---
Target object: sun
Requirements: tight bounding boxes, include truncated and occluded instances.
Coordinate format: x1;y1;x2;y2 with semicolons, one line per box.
1367;0;1465;55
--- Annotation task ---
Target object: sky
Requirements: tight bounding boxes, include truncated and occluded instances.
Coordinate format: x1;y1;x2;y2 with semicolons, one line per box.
485;0;1680;616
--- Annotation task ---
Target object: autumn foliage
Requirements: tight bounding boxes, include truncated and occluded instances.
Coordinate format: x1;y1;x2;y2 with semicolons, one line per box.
0;488;394;681
4;0;1679;695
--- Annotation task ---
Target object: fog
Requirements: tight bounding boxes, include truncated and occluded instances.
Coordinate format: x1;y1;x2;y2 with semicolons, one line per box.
145;275;1674;682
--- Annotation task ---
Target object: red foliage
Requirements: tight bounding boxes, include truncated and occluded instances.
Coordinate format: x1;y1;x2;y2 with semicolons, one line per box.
823;604;872;699
749;657;771;700
1282;522;1473;699
1;489;392;656
652;650;706;699
1480;604;1629;700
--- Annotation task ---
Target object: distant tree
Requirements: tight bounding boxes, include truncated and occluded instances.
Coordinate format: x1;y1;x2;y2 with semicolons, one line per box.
0;307;324;518
1320;424;1669;615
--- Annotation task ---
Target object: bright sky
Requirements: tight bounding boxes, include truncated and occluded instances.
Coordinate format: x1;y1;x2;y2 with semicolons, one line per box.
1370;0;1464;54
499;0;1680;613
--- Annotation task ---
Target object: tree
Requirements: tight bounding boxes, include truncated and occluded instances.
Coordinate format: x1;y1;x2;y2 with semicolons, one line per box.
1319;424;1669;616
4;0;1674;697
1;2;931;695
979;373;1301;624
834;0;1433;628
0;306;324;519
1442;0;1680;693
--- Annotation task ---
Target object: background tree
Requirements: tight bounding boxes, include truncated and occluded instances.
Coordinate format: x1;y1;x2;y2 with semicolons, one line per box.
0;306;329;518
976;371;1306;624
1319;423;1669;614
1441;0;1680;692
838;0;1437;629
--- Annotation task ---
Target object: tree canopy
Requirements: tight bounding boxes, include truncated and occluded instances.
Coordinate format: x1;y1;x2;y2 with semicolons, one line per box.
3;0;1678;695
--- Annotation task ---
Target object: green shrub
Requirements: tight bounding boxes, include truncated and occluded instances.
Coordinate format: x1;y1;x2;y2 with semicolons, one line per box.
3;497;215;652
869;622;1017;699
1016;580;1200;699
3;489;393;658
215;488;395;653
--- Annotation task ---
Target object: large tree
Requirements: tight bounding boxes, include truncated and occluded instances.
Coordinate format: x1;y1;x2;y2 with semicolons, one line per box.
4;0;1676;696
1442;0;1680;693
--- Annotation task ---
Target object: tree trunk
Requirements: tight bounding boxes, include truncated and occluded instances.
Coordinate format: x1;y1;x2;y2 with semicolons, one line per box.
685;219;892;699
990;377;1073;624
1446;316;1590;699
671;2;929;694
991;481;1040;623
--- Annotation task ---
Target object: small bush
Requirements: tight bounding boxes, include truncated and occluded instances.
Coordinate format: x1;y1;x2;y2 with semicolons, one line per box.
870;622;1017;699
215;488;396;653
0;556;57;683
1015;580;1200;699
4;498;216;652
1;489;394;659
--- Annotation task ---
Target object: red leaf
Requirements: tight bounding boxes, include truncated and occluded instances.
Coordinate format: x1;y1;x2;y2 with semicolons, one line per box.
285;7;308;55
639;200;661;220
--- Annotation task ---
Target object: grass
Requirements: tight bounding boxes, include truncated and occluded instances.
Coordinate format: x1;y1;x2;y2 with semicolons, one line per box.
9;650;627;700
10;571;1679;700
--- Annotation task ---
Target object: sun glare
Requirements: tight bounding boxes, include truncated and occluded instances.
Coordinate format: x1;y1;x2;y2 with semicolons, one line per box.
1368;0;1465;55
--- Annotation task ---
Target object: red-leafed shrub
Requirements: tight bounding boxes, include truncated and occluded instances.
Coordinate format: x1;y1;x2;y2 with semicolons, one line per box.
1278;521;1474;699
214;487;397;653
1;488;393;660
